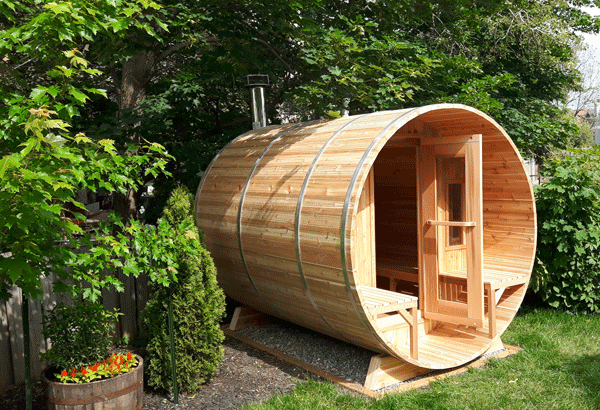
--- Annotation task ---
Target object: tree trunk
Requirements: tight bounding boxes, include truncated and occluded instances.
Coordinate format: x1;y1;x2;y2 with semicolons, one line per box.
114;50;157;222
118;50;156;131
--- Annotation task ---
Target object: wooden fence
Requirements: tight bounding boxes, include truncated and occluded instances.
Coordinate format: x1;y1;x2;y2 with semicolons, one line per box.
0;272;149;390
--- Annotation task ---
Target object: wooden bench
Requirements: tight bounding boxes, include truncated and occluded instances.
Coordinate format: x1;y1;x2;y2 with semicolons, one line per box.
357;286;419;360
376;257;418;291
440;267;529;337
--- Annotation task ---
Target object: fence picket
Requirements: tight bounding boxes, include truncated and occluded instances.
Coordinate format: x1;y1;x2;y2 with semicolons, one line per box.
0;277;150;389
0;301;15;387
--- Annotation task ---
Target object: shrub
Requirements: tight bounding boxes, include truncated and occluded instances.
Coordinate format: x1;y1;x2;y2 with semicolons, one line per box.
143;186;225;392
532;148;600;312
41;301;120;370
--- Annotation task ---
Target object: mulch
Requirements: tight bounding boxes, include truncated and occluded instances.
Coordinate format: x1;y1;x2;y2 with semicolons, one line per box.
142;336;313;410
0;335;314;410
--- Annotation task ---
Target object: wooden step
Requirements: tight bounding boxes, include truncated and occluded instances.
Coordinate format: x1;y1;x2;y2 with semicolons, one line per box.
357;286;419;359
357;285;417;315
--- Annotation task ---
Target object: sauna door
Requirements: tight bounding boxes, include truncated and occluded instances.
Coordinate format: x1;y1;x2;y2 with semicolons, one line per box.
418;134;484;328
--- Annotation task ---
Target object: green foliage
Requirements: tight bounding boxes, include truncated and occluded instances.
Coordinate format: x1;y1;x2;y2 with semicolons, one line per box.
143;186;225;392
41;301;119;370
494;101;579;158
0;3;174;302
6;0;598;204
568;117;595;149
292;16;434;115
532;148;600;312
0;104;171;300
160;184;195;230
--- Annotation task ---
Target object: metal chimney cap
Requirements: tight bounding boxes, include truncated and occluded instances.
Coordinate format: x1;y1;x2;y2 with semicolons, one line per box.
245;74;270;88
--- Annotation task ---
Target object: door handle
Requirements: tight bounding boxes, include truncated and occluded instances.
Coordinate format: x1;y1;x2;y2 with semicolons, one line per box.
426;220;476;227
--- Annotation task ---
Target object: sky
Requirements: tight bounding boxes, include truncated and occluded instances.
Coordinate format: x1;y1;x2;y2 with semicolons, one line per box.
581;7;600;59
582;33;600;56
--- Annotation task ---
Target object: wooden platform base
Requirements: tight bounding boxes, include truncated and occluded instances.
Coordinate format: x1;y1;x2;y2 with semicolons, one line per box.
364;337;512;391
224;307;521;397
229;306;272;331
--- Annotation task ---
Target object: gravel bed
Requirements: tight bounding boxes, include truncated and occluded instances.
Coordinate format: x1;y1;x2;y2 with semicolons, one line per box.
238;319;511;394
238;319;378;386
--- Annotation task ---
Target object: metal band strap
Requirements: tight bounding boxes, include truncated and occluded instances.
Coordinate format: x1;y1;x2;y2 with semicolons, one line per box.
295;115;368;341
340;108;420;333
48;376;143;405
238;125;303;309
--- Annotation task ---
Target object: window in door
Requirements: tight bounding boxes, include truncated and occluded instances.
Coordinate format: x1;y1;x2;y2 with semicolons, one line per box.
438;157;466;251
447;182;463;246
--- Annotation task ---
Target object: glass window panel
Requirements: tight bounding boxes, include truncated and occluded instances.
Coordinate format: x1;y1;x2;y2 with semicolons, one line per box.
448;183;463;246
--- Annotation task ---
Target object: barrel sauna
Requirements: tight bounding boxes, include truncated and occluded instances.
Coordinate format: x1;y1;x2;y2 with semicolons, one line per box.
195;104;536;370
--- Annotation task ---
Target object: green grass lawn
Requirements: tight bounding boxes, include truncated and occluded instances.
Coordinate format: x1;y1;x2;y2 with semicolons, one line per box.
243;307;600;410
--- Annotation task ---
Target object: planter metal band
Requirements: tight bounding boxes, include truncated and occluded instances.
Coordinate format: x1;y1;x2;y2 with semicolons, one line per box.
47;376;142;405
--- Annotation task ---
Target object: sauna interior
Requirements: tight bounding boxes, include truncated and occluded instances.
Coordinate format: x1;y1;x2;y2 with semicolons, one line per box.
371;133;471;302
372;139;420;295
354;115;534;368
195;105;536;370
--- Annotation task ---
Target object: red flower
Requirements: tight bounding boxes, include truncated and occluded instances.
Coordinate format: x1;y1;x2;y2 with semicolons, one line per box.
116;364;121;370
61;370;67;377
70;369;76;377
126;352;132;360
92;364;99;372
81;368;87;375
120;356;124;364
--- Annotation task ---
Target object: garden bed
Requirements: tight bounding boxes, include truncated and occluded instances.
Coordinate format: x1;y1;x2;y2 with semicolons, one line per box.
0;335;311;410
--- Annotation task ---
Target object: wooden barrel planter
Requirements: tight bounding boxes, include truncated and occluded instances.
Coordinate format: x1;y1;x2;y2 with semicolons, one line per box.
43;356;143;410
195;104;536;370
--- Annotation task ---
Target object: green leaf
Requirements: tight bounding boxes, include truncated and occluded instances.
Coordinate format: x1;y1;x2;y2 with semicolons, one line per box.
30;87;47;102
45;2;71;14
46;86;60;99
19;138;38;156
328;66;342;76
0;154;21;179
0;256;32;283
44;133;67;146
69;87;89;103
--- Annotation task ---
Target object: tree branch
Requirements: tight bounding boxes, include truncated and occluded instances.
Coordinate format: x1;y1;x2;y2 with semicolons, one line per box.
253;36;295;73
156;41;192;63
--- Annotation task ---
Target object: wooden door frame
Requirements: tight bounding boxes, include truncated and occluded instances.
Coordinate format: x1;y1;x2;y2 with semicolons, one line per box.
417;134;484;328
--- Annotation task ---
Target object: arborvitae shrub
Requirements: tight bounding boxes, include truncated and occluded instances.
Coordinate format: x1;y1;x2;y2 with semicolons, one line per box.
532;149;600;313
143;186;225;392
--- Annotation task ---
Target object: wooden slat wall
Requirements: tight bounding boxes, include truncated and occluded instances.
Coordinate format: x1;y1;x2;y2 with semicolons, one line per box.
0;273;148;390
481;135;536;272
197;126;301;315
243;122;344;334
374;147;418;265
354;168;376;288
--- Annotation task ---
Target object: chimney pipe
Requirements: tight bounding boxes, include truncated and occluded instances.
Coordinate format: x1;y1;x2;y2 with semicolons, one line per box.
246;74;270;129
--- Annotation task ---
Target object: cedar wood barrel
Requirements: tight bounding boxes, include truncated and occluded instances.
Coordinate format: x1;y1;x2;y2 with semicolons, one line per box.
195;104;536;370
44;356;143;409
